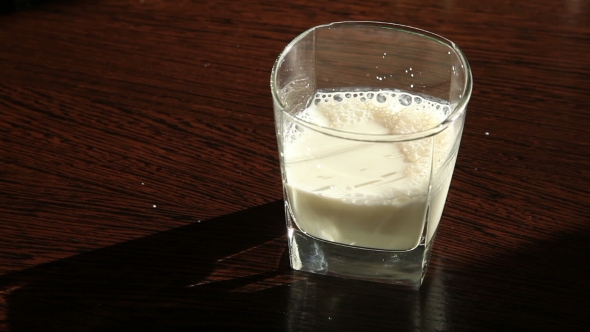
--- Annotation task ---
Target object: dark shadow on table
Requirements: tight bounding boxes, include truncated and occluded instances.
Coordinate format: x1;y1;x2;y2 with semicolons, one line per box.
1;201;588;331
440;227;590;331
0;0;72;14
0;201;291;331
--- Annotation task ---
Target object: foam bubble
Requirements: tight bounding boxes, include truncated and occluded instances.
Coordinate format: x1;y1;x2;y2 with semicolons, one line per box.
399;94;412;106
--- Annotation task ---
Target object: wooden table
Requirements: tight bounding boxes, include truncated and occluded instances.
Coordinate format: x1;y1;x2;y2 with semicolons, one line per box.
1;0;588;330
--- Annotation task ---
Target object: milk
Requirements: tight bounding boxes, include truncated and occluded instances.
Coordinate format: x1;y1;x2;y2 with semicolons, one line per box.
282;90;458;251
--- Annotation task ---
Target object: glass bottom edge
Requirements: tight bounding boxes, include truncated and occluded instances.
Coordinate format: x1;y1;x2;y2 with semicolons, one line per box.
287;228;433;289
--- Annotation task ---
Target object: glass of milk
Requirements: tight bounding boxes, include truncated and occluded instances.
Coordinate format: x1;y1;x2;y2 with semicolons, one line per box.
271;22;472;288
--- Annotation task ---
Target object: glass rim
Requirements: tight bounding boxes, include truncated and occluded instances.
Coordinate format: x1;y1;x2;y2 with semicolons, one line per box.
271;21;473;143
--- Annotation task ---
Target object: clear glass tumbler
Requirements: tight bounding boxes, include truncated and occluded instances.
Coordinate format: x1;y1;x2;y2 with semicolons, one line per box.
271;22;472;288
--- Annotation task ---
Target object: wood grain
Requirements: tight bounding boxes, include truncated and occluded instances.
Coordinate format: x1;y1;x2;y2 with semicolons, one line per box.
1;0;589;330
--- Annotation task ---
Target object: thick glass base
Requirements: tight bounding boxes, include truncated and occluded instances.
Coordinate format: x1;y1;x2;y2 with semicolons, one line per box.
287;228;433;289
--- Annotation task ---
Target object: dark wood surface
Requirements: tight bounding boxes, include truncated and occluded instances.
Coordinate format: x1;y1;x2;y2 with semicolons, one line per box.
1;0;589;330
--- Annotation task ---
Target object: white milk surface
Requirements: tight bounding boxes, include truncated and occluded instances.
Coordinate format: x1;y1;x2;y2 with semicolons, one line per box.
283;90;456;250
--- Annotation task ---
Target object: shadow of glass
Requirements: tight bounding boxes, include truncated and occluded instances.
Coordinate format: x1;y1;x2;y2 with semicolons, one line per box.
0;201;291;330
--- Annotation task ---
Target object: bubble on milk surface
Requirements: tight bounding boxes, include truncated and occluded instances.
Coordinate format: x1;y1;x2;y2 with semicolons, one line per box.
398;94;412;106
306;89;451;135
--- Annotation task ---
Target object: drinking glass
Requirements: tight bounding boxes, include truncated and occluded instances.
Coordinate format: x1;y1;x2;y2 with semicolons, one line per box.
271;22;472;288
